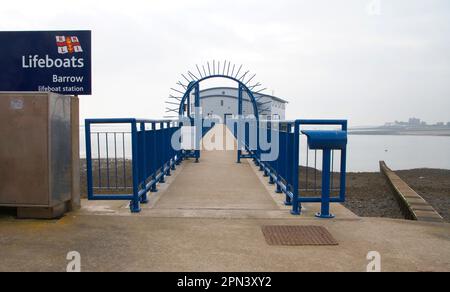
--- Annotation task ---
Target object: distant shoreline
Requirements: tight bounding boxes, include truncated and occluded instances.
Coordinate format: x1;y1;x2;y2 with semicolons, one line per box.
349;129;450;137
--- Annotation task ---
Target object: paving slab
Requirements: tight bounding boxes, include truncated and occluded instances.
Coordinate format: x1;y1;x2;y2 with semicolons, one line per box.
0;214;449;272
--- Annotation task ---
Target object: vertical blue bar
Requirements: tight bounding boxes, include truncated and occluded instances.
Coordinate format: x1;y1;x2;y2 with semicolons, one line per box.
237;84;243;163
187;93;191;118
275;124;282;193
170;122;176;171
165;122;172;176
340;120;348;202
316;149;334;218
130;120;140;213
264;121;270;177
256;120;260;165
159;122;166;183
268;122;275;184
85;121;94;200
291;121;300;215
140;123;148;204
151;122;158;192
176;120;182;164
284;124;291;205
195;83;201;162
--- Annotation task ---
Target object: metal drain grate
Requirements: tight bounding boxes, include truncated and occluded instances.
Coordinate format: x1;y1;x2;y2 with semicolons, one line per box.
262;226;338;246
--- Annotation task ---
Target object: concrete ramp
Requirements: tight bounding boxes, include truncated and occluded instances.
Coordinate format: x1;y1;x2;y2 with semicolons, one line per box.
79;124;357;219
154;125;279;211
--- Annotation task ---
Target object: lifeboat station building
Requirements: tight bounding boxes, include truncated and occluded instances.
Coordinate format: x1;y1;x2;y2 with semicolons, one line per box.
189;87;288;121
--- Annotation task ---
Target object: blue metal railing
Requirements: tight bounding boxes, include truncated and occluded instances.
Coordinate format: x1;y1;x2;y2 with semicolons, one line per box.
85;118;181;212
85;117;347;216
240;119;348;216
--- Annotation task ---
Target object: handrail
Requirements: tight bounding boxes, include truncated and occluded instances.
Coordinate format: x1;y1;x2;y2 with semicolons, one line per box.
84;117;348;216
85;118;181;212
239;119;348;216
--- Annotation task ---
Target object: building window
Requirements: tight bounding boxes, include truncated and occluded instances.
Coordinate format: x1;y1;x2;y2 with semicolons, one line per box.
220;100;224;107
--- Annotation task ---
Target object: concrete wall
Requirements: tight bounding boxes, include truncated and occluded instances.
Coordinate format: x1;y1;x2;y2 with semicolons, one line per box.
380;161;443;223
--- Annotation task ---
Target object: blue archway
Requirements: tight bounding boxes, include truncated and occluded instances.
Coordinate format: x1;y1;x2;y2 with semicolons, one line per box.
169;62;266;164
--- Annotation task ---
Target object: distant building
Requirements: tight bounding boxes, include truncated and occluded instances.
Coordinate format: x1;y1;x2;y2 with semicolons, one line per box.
408;117;421;126
390;118;429;128
193;87;288;122
436;122;444;126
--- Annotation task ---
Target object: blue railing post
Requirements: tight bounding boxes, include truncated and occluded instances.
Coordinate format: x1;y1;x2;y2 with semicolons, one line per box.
170;122;176;171
151;122;158;193
130;120;141;213
165;123;172;177
194;83;201;163
255;119;261;167
263;121;270;177
284;123;292;206
274;122;282;193
237;84;243;163
159;122;166;183
178;120;184;165
140;122;149;204
268;122;275;184
85;121;94;200
291;121;301;215
258;122;264;171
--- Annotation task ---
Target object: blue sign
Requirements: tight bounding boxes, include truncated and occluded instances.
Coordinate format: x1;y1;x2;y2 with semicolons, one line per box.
0;31;91;95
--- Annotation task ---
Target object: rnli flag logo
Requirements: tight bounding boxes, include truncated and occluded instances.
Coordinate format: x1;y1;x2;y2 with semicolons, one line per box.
56;36;83;54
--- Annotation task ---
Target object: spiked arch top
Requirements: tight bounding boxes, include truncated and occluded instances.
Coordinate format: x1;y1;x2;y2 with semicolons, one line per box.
165;61;270;119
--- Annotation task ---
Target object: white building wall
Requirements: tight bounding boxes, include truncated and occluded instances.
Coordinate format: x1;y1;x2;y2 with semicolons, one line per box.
194;87;287;122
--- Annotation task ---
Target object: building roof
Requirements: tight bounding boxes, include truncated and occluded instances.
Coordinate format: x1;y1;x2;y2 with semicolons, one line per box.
199;87;289;104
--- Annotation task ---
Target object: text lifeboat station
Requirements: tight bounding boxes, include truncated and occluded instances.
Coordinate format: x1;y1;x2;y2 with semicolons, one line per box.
0;31;91;218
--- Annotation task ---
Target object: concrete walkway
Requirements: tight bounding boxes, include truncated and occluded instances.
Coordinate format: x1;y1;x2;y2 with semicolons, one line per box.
154;146;279;211
0;125;449;272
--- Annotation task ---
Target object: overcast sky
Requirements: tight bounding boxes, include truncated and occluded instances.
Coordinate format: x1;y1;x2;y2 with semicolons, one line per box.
1;0;449;126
